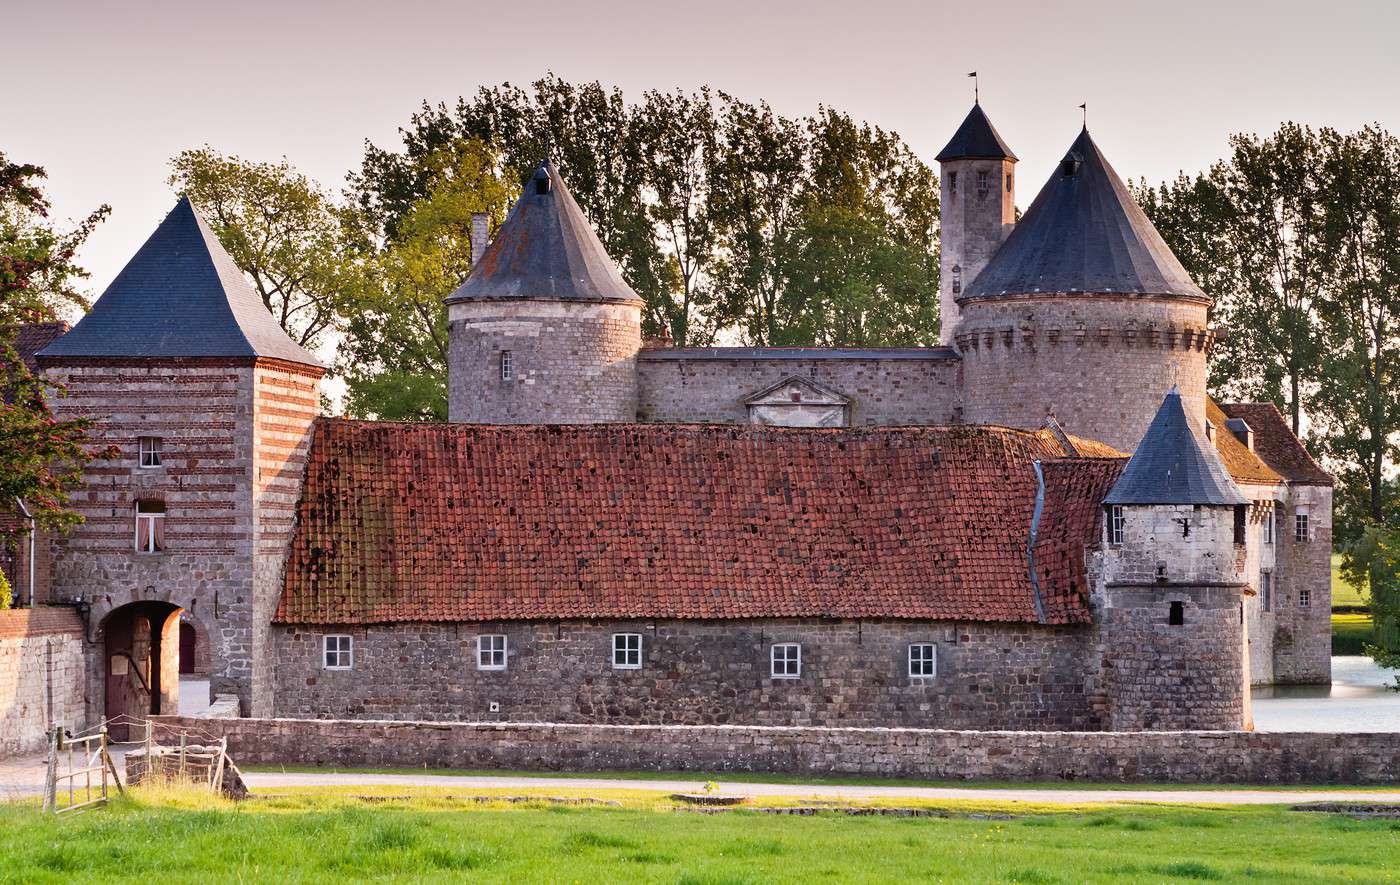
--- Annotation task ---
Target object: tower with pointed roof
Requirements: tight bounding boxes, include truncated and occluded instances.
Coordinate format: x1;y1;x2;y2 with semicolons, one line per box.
36;196;324;720
446;160;644;424
1095;388;1252;729
936;103;1017;347
953;127;1214;452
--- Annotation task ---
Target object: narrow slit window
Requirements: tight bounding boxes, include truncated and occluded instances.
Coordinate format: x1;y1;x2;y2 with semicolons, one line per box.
948;171;957;194
1168;601;1184;626
138;436;162;468
500;350;513;381
1234;505;1248;546
908;643;936;678
477;634;507;670
134;500;165;553
1264;508;1274;544
771;643;801;679
1261;571;1272;612
323;635;353;669
612;633;642;669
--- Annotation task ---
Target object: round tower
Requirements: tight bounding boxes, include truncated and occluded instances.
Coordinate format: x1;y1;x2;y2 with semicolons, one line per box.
955;129;1212;453
446;160;643;424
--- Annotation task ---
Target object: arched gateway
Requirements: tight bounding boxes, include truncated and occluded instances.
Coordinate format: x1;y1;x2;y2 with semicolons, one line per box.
101;601;181;741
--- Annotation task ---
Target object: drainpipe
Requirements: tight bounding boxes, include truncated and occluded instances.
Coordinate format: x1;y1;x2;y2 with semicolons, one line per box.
14;497;35;608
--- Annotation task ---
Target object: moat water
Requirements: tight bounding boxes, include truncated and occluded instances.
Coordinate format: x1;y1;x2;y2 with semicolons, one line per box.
1251;656;1400;731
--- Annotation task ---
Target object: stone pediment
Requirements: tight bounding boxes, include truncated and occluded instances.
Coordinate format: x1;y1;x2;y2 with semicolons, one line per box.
743;376;850;427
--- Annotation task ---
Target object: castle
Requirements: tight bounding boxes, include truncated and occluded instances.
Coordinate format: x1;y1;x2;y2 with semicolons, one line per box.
4;103;1333;749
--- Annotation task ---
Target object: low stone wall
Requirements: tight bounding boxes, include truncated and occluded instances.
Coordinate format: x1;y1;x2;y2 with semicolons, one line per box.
0;607;87;757
150;715;1400;785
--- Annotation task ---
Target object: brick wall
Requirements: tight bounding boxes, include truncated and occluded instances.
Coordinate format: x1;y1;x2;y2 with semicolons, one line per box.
957;296;1210;453
447;300;641;423
0;608;86;757
273;618;1103;730
151;714;1400;785
636;355;962;426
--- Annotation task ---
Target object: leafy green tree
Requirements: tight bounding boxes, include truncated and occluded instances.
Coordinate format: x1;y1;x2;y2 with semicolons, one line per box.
1342;525;1400;680
338;140;514;419
169;147;357;350
0;152;112;537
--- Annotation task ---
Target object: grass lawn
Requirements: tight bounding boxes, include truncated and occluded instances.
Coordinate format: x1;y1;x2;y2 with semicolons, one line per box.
1333;613;1375;656
2;786;1399;883
1332;554;1369;609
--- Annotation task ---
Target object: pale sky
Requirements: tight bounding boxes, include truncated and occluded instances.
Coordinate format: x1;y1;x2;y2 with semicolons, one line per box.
6;0;1399;307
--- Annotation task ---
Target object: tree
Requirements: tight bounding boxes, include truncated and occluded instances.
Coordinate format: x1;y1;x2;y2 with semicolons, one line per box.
338;140;514;420
1341;525;1400;682
169;147;357;350
0;152;113;537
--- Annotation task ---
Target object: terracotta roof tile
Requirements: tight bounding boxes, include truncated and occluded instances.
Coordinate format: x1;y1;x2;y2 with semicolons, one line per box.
12;322;69;373
1219;402;1333;486
277;422;1123;627
1206;399;1281;486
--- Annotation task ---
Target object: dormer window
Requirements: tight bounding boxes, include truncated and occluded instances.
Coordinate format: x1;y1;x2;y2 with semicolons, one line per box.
138;436;162;468
134;500;165;553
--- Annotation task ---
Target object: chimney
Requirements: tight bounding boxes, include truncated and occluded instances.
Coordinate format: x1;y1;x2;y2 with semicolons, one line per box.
1225;417;1254;451
470;213;490;267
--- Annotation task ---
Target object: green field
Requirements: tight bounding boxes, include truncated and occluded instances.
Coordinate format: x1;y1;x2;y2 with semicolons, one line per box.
2;787;1399;883
1332;613;1375;655
1332;554;1370;609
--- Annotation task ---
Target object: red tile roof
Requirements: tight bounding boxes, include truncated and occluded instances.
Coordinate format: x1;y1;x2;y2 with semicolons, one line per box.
1219;402;1333;486
1207;399;1281;486
12;322;69;372
276;421;1123;627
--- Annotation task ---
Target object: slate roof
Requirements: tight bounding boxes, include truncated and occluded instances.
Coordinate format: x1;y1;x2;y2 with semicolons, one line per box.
1219;402;1333;486
275;421;1126;627
446;160;642;305
1105;388;1249;506
936;104;1018;162
36;197;320;366
961;129;1207;302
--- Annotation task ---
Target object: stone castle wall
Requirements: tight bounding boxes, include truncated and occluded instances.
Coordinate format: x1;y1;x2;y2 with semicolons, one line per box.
43;362;258;717
447;301;641;424
636;354;962;426
957;296;1210;452
1273;484;1333;683
273;617;1103;730
0;608;86;757
939;157;1015;346
153;714;1400;785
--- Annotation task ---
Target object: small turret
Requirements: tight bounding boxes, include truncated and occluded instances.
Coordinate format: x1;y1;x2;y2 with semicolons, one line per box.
936;103;1017;346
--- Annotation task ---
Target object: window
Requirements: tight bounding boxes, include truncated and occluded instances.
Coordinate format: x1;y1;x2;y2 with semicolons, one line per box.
1261;571;1272;612
908;643;936;678
1168;601;1184;626
612;633;642;669
499;350;513;381
138;436;162;468
1264;508;1274;544
134;500;165;553
1107;505;1125;545
1006;173;1013;190
323;635;352;669
477;634;507;670
948;171;957;194
1295;512;1310;542
1233;505;1248;546
1299;589;1311;608
771;643;801;679
976;170;990;197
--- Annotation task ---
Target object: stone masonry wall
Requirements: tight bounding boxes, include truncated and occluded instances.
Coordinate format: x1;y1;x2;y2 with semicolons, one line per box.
1273;484;1333;683
957;296;1210;453
0;608;86;757
43;362;256;717
250;361;321;717
939;157;1015;346
636;355;962;426
153;715;1400;785
274;618;1104;730
448;300;641;424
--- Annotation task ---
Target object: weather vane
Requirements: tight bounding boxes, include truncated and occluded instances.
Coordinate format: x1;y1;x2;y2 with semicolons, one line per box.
969;71;979;104
1079;102;1087;128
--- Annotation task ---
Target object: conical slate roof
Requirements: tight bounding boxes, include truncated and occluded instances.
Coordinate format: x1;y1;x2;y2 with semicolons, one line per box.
935;104;1017;162
961;129;1206;301
1105;388;1248;506
37;197;320;366
446;160;642;305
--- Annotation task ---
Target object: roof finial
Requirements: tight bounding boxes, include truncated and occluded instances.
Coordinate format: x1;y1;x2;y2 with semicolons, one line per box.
1078;102;1087;130
969;71;979;104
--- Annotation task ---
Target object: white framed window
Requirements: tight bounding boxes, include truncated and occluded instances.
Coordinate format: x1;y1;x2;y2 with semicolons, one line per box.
1295;512;1310;542
770;643;801;679
138;436;162;468
1299;589;1311;608
1107;505;1126;546
134;500;165;553
1264;508;1274;544
908;643;937;678
612;633;642;669
323;635;353;670
477;634;507;670
500;350;513;381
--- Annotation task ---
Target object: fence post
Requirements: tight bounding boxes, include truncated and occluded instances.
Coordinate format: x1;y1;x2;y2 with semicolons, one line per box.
41;725;60;813
178;731;187;780
99;728;108;804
